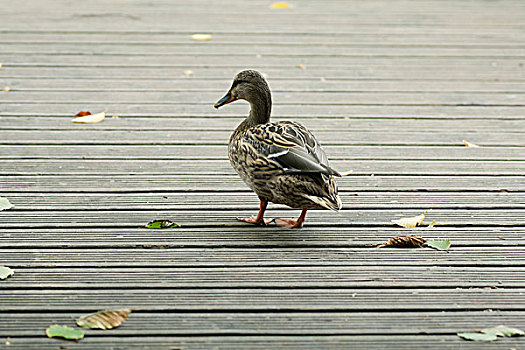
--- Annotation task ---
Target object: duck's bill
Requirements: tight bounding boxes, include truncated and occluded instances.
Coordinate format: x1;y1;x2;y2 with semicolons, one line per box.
214;91;237;109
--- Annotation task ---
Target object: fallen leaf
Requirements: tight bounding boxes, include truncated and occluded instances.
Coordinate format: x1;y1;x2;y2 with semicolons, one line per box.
75;111;92;117
145;219;179;229
481;325;525;337
45;324;84;340
112;115;119;119
391;212;426;228
0;63;2;68
463;140;480;147
3;86;10;92
426;239;451;251
72;112;105;124
191;34;212;41
76;309;131;330
270;2;290;8
184;70;194;77
377;235;426;248
339;170;353;177
0;197;14;211
457;332;498;342
296;64;306;69
0;266;14;280
427;220;436;228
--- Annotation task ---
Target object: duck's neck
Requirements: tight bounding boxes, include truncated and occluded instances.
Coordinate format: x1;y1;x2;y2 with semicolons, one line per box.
246;89;272;126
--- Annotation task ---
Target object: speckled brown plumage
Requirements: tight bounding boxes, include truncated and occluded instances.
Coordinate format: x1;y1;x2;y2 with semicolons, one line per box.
214;70;342;227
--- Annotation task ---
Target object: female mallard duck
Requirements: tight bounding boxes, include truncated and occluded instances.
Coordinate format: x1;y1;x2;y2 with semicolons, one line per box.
214;70;341;228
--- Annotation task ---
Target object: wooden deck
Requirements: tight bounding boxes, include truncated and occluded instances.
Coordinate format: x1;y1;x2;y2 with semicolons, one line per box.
1;0;525;348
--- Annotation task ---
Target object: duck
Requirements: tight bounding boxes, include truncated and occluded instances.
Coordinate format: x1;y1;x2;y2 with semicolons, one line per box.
214;70;342;228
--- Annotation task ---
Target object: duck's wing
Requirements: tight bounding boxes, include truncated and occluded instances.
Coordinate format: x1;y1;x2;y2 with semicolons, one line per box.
245;121;340;177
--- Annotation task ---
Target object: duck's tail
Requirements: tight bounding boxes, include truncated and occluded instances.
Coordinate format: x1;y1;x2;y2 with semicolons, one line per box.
302;193;342;212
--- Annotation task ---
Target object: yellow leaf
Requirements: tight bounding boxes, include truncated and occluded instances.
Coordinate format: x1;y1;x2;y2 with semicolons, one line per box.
462;140;480;147
112;115;119;119
391;212;426;228
72;112;105;124
271;2;290;8
191;34;212;41
3;86;9;92
296;64;306;69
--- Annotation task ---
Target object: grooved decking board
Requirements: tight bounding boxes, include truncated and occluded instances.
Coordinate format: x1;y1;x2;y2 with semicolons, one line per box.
3;79;525;93
2;192;524;209
0;227;523;248
1;311;523;336
2;146;524;160
1;175;523;192
2;336;524;350
1;288;524;311
4;104;525;118
1;131;524;146
0;209;523;227
2;159;523;175
3;266;525;288
2;247;525;267
2;117;524;131
3;92;525;107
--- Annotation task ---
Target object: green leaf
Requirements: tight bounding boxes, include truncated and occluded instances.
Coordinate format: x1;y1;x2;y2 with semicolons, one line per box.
481;325;525;337
145;219;179;229
45;324;84;340
426;239;451;251
0;197;13;211
77;309;131;329
457;332;498;342
0;266;14;280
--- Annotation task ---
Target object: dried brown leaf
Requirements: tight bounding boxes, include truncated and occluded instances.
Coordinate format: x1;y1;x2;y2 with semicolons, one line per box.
378;235;427;248
76;309;131;330
75;111;92;117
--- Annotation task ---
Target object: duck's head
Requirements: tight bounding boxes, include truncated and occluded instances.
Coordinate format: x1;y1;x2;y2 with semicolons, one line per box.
214;70;271;109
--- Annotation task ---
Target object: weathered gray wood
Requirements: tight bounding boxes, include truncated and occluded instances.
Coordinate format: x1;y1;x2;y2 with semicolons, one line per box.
3;335;524;350
4;90;525;106
3;104;525;118
1;159;523;175
1;175;522;192
1;227;522;248
1;131;524;146
3;192;524;209
0;209;523;227
1;288;524;311
3;247;525;267
2;117;523;132
1;311;523;336
3;78;525;93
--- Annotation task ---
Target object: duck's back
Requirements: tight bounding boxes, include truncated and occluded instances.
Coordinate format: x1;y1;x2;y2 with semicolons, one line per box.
229;120;342;210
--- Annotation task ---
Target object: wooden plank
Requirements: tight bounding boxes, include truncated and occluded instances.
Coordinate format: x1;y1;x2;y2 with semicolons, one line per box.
3;104;525;118
1;175;522;192
0;209;523;227
0;227;522;248
3;247;525;267
1;159;523;175
1;288;524;311
3;79;525;93
3;335;523;350
1;146;523;161
3;90;525;106
1;131;523;146
3;192;524;209
2;117;523;132
1;311;523;336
